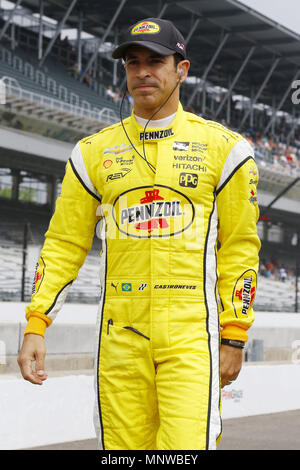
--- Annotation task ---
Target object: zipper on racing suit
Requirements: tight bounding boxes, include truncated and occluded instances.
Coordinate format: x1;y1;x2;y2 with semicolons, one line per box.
107;319;150;340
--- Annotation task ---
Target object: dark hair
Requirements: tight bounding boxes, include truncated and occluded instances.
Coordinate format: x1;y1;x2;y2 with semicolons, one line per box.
173;52;184;70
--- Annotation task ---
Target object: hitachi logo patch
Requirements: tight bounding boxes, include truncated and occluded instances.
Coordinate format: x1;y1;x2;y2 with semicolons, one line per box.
139;128;174;141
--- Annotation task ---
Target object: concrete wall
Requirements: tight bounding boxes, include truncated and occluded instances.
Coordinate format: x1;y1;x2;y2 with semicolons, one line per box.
1;363;300;449
1;303;300;372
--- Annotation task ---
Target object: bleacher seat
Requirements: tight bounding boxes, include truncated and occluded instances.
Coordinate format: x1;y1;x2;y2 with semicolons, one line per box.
0;45;130;118
254;275;297;312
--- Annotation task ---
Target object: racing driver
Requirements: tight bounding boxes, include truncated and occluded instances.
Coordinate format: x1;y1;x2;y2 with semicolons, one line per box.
18;17;261;450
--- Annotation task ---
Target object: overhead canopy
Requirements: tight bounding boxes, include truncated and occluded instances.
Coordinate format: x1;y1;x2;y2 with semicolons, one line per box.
18;0;300;116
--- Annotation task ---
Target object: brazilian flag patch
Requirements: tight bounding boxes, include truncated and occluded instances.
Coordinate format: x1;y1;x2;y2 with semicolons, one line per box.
121;283;132;292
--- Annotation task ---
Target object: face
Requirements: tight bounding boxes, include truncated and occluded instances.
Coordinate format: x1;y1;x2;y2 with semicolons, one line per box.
124;46;188;118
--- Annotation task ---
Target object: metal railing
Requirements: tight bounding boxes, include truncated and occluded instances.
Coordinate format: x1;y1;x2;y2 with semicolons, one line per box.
0;222;101;304
1;76;119;130
0;44;131;115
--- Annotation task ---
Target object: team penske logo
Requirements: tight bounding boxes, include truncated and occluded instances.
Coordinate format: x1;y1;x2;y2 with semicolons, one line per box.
32;256;45;295
131;21;160;35
112;185;194;238
232;270;256;317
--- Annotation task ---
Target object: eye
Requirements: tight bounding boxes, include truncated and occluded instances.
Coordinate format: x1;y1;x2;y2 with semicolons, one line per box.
126;60;138;66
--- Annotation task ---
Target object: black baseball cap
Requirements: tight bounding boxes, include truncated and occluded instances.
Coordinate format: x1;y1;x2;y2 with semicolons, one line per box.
112;18;186;60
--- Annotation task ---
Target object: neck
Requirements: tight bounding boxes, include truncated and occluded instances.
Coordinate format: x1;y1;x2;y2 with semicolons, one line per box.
135;112;176;128
133;91;179;120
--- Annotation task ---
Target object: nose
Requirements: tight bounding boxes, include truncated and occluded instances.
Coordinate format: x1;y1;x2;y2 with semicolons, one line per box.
136;63;151;80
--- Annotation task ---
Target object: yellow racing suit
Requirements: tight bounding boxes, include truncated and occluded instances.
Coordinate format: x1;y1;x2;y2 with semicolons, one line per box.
24;102;260;450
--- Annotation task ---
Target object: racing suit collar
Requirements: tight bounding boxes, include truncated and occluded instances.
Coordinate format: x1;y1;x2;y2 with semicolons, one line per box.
128;101;185;142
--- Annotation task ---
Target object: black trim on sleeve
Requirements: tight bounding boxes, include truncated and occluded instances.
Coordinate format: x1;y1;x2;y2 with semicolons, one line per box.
216;156;255;196
44;280;74;315
69;158;102;203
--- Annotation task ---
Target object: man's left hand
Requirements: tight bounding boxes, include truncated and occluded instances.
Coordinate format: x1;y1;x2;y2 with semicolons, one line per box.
220;344;243;388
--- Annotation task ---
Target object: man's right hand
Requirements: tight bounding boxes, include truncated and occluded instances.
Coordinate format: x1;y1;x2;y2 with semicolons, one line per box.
17;334;47;385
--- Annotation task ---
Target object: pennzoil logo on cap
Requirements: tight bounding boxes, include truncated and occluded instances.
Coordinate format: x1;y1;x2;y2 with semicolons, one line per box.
131;21;160;35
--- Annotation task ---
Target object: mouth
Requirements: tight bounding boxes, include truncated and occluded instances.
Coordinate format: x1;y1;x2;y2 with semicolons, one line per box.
133;83;157;90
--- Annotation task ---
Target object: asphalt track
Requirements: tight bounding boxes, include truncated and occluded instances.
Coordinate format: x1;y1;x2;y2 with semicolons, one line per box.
28;410;300;450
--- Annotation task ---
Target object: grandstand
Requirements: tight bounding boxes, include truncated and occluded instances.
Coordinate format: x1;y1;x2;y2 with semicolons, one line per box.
0;1;299;311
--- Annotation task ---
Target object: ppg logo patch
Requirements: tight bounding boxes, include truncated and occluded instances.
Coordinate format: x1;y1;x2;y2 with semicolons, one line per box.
179;173;198;188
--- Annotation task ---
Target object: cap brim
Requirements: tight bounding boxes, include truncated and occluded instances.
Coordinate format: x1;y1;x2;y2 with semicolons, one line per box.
112;40;175;59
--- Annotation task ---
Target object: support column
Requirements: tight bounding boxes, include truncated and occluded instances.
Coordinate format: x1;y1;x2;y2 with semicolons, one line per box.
11;169;21;201
47;175;58;214
287;110;298;146
39;0;78;67
238;57;280;131
0;0;22;42
185;17;200;46
21;222;29;302
38;0;44;61
250;86;255;128
271;95;276;140
202;82;207;116
264;69;300;135
113;31;118;87
225;76;231;124
157;2;168;18
296;235;299;312
215;46;255;118
77;11;83;74
80;0;127;81
187;33;229;108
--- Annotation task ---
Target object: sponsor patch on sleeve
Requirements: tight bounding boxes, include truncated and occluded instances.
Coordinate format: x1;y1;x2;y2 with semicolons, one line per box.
232;269;257;318
32;256;45;296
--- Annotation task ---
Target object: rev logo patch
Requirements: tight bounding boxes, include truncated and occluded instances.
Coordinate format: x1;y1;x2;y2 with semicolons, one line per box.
106;168;132;182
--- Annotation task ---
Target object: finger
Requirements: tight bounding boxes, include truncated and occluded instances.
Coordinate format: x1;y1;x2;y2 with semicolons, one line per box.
35;355;47;381
221;376;237;388
36;370;48;381
20;360;43;385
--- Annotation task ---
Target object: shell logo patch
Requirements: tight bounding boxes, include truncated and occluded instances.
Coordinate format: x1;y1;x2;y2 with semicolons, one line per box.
103;159;113;169
232;270;257;318
32;256;45;296
112;185;195;238
131;21;160;35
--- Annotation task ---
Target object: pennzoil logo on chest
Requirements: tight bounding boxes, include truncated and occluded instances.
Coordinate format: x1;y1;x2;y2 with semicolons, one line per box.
112;185;195;238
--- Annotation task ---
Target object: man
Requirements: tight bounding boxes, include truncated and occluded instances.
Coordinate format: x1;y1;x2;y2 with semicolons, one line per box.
18;18;260;450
